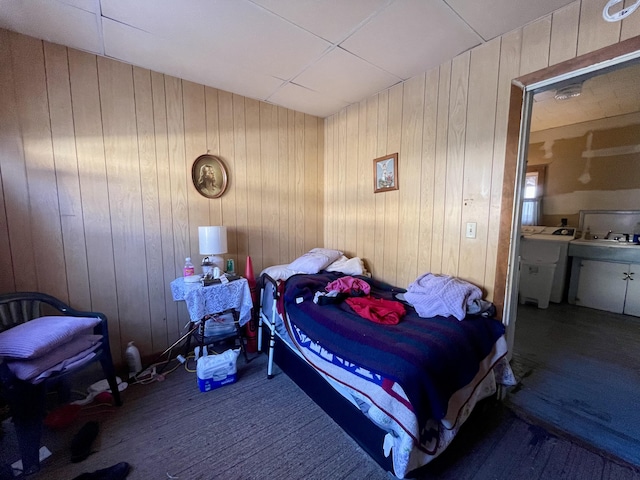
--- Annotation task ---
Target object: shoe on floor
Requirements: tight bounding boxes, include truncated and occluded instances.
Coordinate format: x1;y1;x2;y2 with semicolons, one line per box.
70;421;99;463
71;461;130;480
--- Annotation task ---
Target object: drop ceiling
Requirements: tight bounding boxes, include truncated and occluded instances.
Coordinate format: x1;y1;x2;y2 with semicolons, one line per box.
0;0;582;118
531;61;640;132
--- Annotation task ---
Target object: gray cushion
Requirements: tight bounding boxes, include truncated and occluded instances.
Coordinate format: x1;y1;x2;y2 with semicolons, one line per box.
0;315;101;359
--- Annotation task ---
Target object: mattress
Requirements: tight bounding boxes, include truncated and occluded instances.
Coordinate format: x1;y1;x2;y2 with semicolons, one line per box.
259;273;515;478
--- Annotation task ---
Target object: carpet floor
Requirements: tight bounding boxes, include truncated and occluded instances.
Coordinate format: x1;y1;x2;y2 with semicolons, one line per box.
1;351;639;479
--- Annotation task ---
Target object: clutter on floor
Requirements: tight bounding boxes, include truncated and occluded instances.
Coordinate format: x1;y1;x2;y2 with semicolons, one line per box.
70;461;130;480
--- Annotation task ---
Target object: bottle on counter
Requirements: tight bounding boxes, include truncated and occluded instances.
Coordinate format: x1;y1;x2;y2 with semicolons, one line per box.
183;257;195;277
125;341;142;379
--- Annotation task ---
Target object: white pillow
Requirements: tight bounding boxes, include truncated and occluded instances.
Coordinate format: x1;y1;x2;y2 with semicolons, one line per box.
288;248;343;274
0;316;101;359
325;255;365;276
260;264;298;282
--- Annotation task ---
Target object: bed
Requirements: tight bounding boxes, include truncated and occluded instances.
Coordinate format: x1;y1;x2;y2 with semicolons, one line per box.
257;250;515;479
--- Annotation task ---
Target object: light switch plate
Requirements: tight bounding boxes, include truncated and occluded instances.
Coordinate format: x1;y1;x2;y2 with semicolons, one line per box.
466;222;477;239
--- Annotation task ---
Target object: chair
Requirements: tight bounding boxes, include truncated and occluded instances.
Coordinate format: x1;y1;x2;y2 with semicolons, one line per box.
0;292;122;474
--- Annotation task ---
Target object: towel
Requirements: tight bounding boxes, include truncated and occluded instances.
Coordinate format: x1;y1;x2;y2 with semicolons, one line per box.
404;273;482;320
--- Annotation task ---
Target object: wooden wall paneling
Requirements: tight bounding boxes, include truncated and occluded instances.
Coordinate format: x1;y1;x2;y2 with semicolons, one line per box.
332;114;344;253
459;39;500;289
324;115;335;251
164;75;190;328
344;104;359;256
621;0;640;39
485;30;522;303
294;111;305;256
232;94;249;270
277;106;290;264
260;102;279;268
577;0;622;56
397;74;425;287
383;83;403;285
183;81;209;267
287;109;296;260
304;114;320;251
68;49;120;359
97;57;152;353
520;15;552;75
217;91;237;263
315;117;324;251
244;98;262;270
151;71;180;345
442;53;470;277
549;2;580;66
362;96;379;267
0;29;19;293
355;100;368;259
0;175;13;292
416;68;439;276
12;35;67;299
204;87;223;226
373;92;388;278
430;62;451;274
133;67;168;352
44;43;91;308
336;109;347;252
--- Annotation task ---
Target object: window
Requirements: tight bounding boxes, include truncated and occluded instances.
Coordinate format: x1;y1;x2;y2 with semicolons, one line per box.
522;165;546;225
524;171;539;199
524;165;546;199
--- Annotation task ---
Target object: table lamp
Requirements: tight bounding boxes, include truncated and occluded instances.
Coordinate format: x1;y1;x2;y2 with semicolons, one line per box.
198;226;227;275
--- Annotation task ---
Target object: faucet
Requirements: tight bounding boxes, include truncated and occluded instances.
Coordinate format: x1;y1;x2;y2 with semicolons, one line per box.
604;230;612;239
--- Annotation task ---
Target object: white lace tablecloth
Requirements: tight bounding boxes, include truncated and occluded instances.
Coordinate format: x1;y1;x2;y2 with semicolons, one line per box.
170;277;253;326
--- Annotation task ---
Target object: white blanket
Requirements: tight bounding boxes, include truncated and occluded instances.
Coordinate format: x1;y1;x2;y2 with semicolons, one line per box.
404;273;482;320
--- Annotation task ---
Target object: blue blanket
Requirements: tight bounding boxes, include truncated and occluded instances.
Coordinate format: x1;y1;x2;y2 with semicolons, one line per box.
283;272;505;429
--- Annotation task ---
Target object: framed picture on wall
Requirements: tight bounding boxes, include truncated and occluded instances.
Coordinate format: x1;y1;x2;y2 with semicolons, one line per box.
373;153;398;193
192;154;228;199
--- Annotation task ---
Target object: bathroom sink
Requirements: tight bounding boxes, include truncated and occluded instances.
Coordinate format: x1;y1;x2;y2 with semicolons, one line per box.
571;238;639;248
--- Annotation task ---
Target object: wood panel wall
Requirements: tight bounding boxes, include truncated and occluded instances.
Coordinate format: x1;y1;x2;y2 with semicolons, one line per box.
324;0;640;299
0;29;324;364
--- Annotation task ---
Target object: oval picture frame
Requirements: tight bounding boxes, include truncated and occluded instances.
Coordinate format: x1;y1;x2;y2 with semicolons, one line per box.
192;154;228;199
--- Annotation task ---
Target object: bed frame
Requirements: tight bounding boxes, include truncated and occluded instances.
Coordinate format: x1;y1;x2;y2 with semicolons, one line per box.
256;272;508;478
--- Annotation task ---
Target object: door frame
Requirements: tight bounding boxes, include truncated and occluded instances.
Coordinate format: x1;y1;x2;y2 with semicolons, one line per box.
493;36;640;355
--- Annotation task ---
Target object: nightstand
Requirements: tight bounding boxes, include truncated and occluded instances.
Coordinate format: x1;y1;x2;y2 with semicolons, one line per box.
170;276;254;361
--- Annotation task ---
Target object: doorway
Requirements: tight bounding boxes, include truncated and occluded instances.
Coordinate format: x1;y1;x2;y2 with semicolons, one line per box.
497;39;640;466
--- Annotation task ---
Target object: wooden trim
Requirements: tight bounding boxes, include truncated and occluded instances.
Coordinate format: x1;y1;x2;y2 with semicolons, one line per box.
493;36;640;320
493;84;524;319
515;36;640;87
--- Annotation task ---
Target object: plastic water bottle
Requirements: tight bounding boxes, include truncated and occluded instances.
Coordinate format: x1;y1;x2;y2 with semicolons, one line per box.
183;257;195;277
125;341;142;379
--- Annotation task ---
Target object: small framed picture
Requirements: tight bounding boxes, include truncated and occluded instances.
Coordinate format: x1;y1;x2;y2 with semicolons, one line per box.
192;154;228;199
373;153;399;193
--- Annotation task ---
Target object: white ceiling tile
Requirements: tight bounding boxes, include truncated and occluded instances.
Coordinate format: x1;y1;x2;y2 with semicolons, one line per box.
446;0;576;41
268;83;350;118
251;0;389;43
2;0;636;120
340;0;482;79
102;19;284;101
0;0;102;53
59;0;100;13
101;0;331;80
294;47;401;103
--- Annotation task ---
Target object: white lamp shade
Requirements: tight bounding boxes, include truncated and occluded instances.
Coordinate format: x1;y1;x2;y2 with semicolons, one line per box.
199;226;228;255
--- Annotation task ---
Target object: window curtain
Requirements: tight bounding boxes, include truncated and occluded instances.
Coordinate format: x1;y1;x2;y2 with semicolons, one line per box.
521;198;541;226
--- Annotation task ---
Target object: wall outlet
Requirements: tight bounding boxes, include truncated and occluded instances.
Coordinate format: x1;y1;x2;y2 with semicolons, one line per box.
466;222;477;239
